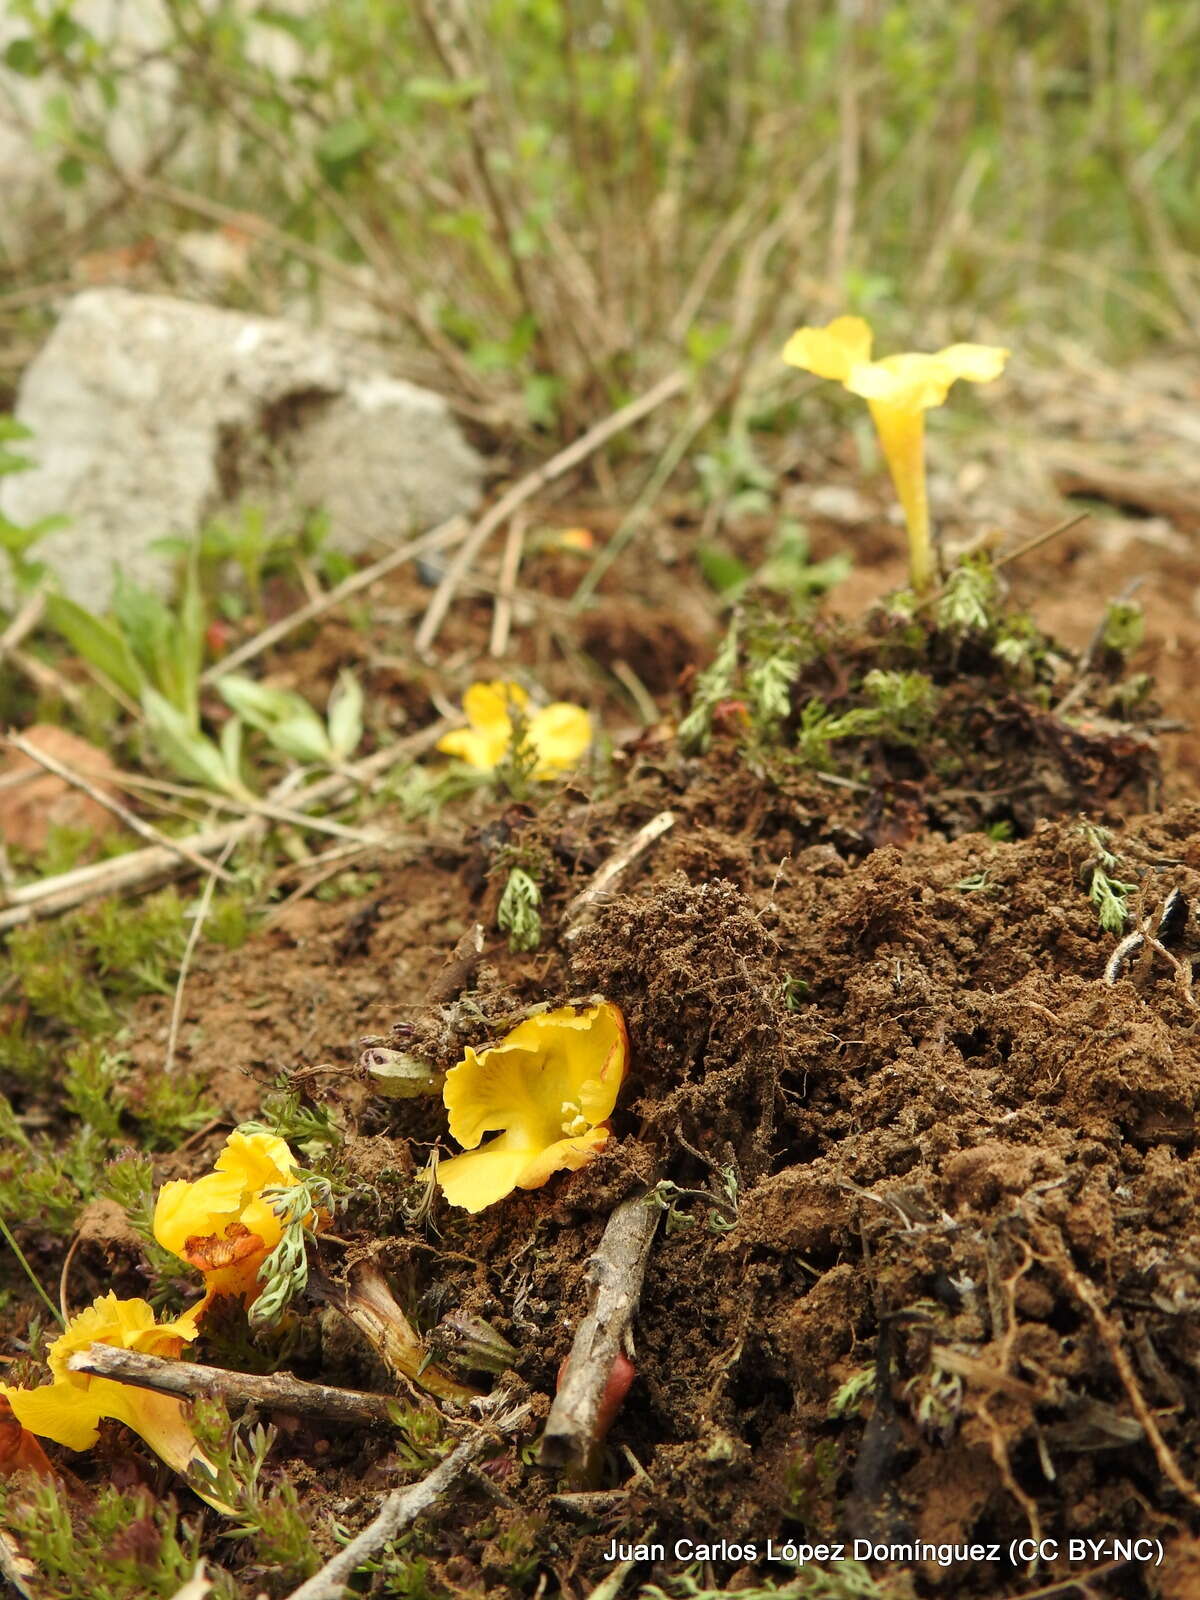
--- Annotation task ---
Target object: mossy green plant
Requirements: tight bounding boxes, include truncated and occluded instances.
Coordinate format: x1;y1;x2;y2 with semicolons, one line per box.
0;1475;239;1600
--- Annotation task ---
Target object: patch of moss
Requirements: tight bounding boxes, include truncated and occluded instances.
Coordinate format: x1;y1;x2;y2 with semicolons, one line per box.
0;1475;239;1600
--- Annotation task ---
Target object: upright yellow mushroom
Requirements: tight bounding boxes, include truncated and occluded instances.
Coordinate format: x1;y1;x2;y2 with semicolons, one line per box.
782;316;1008;591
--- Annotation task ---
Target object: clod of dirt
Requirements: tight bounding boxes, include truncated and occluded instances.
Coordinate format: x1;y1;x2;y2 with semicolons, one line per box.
0;724;122;851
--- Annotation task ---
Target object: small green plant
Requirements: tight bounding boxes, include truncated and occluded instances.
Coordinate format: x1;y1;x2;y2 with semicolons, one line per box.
782;975;811;1010
0;1475;234;1600
1077;820;1138;933
249;1167;341;1327
1100;597;1145;657
746;650;799;732
188;1399;322;1583
217;668;365;768
701;524;852;611
952;869;993;893
828;1365;875;1419
44;560;246;795
497;865;543;953
0;417;64;595
936;555;998;633
796;670;938;769
642;1562;887;1599
161;504;347;615
493;697;541;800
678;621;739;754
242;1082;343;1151
98;1154;186;1281
649;1167;739;1235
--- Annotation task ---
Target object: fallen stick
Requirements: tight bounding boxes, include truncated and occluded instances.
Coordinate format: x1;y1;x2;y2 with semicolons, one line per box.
561;811;676;941
5;731;237;887
200;515;468;685
0;721;446;931
284;1393;532;1600
414;368;687;655
67;1344;402;1427
487;508;527;659
540;1193;659;1473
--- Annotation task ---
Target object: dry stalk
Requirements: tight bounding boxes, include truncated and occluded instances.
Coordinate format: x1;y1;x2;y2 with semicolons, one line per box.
0;585;46;657
0;722;446;931
413;369;687;655
540;1193;660;1474
561;811;677;942
164;837;237;1075
200;515;468;685
4;731;237;886
67;1344;402;1428
283;1391;531;1600
487;509;527;659
138;178;491;400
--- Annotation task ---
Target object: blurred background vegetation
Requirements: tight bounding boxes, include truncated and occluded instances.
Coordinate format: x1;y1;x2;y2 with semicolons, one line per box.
1;0;1197;442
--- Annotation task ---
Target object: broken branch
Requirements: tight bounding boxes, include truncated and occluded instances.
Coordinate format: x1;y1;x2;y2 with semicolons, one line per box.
540;1192;659;1473
284;1392;531;1600
561;811;676;941
67;1344;401;1428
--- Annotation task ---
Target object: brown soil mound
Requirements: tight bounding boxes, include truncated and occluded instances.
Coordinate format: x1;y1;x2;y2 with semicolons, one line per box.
89;648;1200;1598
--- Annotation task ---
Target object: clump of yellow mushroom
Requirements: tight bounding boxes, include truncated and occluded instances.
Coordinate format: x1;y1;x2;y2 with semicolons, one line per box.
782;316;1008;591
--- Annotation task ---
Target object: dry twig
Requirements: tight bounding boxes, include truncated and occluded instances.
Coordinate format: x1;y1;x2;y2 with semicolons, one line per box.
165;837;237;1075
4;731;237;886
199;515;468;685
540;1193;660;1473
0;722;446;931
283;1392;532;1600
561;811;676;941
487;509;527;659
414;369;687;655
67;1344;403;1428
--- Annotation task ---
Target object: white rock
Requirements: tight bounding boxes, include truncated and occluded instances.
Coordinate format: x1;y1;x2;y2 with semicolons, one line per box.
805;484;874;524
1;289;483;608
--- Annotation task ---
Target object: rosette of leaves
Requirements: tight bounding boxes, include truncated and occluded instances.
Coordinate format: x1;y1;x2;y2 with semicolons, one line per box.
216;670;364;768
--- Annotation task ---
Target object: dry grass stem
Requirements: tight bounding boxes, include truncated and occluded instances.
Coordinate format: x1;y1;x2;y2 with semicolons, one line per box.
67;1343;406;1427
4;731;237;886
200;515;469;684
0;722;446;930
414;369;687;655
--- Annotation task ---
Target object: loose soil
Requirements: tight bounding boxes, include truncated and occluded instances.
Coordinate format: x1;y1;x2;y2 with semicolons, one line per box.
10;364;1200;1599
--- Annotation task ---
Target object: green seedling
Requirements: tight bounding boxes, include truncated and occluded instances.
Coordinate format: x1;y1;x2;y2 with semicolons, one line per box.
796;669;938;769
678;620;739;754
250;1168;341;1327
187;1399;322;1582
497;865;542;952
0;1474;229;1600
218;668;364;767
936;555;997;633
828;1365;875;1419
0;417;64;594
1077;820;1138;932
1100;597;1145;657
